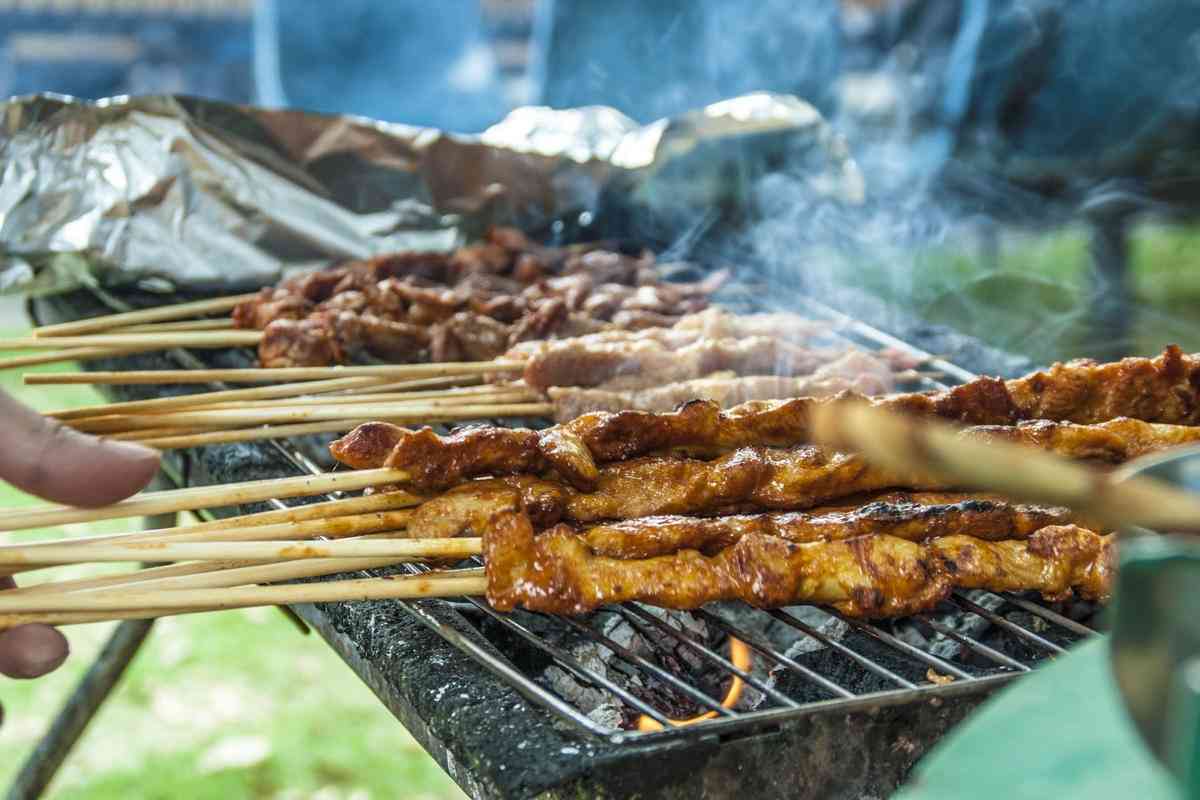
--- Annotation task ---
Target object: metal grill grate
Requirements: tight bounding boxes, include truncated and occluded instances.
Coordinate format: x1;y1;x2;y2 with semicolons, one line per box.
200;294;1094;746
99;286;1095;747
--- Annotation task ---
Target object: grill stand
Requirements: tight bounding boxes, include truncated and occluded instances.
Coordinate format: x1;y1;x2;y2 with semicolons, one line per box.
22;288;1096;799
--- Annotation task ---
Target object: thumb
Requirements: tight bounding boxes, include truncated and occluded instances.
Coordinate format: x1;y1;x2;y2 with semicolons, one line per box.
0;390;160;508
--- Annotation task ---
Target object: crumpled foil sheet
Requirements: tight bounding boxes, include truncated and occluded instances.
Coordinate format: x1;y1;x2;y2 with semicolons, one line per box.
0;91;863;296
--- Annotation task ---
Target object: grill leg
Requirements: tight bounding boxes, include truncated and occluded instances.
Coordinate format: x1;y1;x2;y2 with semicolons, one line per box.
5;500;176;800
5;619;155;800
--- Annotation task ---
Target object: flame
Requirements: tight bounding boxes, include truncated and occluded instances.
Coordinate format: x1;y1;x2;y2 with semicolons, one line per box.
636;638;752;732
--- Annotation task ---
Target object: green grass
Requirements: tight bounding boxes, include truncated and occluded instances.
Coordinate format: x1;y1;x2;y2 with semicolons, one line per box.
846;223;1200;365
0;337;465;799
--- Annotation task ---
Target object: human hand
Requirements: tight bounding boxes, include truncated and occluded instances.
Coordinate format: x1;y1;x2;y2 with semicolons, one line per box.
0;389;160;682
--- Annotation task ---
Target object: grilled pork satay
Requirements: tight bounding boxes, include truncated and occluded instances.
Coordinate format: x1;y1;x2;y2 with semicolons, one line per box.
519;336;846;393
545;350;895;419
502;308;833;362
331;409;1200;493
484;512;1113;617
578;492;1082;559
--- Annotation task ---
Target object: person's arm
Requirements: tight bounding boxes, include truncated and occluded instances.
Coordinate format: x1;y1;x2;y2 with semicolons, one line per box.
0;390;160;680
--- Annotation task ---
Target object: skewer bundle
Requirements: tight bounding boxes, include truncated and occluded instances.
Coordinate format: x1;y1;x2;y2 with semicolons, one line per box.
3;348;1200;628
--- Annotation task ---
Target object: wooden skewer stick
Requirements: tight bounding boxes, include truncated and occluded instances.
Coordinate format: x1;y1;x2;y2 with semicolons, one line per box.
187;385;534;412
26;360;525;385
808;401;1200;534
0;571;489;614
47;375;396;420
9;492;418;551
65;401;553;435
10;550;431;598
114;318;236;334
109;426;211;442
0;569;488;628
3;508;413;562
130;420;377;450
5;515;412;597
0;468;417;532
0;537;481;566
32;293;257;337
0;344;167;371
0;331;263;350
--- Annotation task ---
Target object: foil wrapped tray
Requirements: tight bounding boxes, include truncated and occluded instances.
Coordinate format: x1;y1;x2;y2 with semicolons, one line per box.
0;91;861;297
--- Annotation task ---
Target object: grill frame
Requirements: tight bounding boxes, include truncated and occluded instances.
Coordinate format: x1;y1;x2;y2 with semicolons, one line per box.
29;285;1098;798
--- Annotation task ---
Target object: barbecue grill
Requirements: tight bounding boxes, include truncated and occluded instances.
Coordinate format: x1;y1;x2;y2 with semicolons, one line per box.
22;279;1098;800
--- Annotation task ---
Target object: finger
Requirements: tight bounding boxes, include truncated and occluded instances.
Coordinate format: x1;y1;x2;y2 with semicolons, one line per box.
0;390;160;507
0;624;69;678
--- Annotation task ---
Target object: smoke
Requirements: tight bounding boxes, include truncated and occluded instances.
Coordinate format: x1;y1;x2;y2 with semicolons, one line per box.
586;0;1200;366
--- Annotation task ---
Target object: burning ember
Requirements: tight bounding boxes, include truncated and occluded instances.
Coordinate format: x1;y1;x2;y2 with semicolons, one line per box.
636;638;752;731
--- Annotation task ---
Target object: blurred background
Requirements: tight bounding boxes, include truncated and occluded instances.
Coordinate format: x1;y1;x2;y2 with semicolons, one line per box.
3;0;1200;796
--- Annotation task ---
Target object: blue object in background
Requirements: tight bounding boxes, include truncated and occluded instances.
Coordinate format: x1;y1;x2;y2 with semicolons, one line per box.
0;6;253;102
255;0;509;132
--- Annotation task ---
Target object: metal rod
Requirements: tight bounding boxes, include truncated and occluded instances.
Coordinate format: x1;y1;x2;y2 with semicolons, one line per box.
692;609;855;699
465;600;678;727
995;594;1096;638
620;605;802;709
949;593;1066;655
766;609;917;690
915;617;1031;672
556;615;738;718
836;616;974;681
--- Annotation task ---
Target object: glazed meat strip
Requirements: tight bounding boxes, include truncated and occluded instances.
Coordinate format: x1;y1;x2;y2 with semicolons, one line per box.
546;350;896;419
578;492;1082;559
502;308;834;362
518;336;849;393
484;512;1113;617
331;407;1200;493
397;414;1174;540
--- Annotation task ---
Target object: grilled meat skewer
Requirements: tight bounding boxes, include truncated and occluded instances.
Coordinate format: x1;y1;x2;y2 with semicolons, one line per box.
578;492;1082;559
332;408;1200;493
484;511;1113;617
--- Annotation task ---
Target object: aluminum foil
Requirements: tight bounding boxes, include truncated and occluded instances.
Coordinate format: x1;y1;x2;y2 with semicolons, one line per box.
0;91;862;296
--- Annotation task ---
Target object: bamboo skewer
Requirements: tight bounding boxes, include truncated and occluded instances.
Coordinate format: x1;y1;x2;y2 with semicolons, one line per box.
114;319;235;334
0;344;169;370
5;508;414;558
0;331;264;350
63;401;553;435
67;388;538;433
809;401;1200;534
130;420;380;450
32;293;257;337
178;385;533;412
27;361;525;385
0;568;489;628
0;537;482;566
0;571;489;614
46;375;397;420
5;509;415;595
0;468;418;532
12;491;419;550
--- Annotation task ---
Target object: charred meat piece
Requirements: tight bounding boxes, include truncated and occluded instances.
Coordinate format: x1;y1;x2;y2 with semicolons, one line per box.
430;312;518;363
545;351;895;419
331;412;1200;496
258;316;344;368
232;289;313;329
484;513;1113;617
578;492;1081;559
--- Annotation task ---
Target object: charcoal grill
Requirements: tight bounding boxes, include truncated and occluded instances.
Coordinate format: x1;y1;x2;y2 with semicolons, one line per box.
23;283;1097;800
